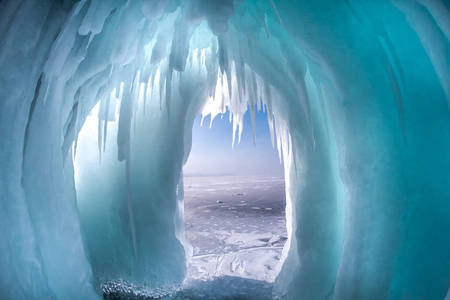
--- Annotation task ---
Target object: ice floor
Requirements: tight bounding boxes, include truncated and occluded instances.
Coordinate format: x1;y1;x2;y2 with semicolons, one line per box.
103;175;287;299
184;175;287;283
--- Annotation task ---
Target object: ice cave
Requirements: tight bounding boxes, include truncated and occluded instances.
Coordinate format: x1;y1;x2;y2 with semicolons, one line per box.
0;0;449;299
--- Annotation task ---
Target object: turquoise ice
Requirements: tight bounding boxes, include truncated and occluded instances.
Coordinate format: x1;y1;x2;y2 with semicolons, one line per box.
0;1;449;299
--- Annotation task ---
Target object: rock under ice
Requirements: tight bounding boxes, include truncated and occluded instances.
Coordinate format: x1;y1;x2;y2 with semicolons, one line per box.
0;0;449;299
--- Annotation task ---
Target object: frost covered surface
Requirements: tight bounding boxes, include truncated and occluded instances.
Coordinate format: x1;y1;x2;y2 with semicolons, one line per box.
0;0;449;299
183;176;286;283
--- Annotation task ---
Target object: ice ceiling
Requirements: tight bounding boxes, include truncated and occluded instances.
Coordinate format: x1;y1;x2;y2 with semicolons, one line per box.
0;0;449;299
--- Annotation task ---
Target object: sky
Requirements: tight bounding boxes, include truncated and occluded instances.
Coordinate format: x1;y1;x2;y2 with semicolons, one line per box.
183;106;284;177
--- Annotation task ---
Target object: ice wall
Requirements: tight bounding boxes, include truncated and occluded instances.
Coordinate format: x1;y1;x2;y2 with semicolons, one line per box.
0;0;449;299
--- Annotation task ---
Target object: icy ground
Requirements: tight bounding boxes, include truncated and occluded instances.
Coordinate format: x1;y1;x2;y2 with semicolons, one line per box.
183;175;287;284
103;175;287;299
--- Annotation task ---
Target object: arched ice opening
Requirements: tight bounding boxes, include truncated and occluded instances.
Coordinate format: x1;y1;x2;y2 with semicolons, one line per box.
181;82;287;284
0;1;449;299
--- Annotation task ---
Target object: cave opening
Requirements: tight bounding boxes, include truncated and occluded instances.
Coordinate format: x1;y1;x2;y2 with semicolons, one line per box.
2;1;450;299
183;106;288;284
72;62;293;298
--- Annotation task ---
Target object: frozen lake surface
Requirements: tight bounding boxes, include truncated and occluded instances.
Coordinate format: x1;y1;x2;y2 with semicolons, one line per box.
183;175;287;283
104;175;287;299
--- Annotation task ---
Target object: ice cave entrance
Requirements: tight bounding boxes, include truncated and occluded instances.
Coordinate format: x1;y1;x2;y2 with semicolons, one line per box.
183;107;287;283
74;87;288;290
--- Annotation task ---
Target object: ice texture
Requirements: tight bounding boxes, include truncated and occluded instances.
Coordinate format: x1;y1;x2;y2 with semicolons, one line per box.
0;0;449;299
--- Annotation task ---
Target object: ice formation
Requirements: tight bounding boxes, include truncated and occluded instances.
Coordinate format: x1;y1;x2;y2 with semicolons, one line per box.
0;0;449;299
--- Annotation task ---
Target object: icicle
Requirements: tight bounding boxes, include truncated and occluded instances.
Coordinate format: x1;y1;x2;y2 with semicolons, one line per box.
275;120;283;164
132;77;141;132
206;47;219;99
150;68;157;98
86;33;95;49
217;36;233;99
143;83;148;115
232;113;237;149
200;114;206;127
78;1;98;36
226;67;232;100
177;170;184;200
316;82;330;142
104;90;117;152
262;14;270;39
97;118;102;164
197;48;202;71
117;84;133;162
263;82;273;117
247;70;257;146
238;118;244;144
247;34;254;60
256;76;265;113
103;119;108;153
218;36;229;75
292;140;298;179
378;33;405;85
212;84;217;101
385;63;407;142
209;113;215;129
267;110;275;148
117;83;138;259
73;135;79;160
239;56;246;95
252;73;261;112
294;76;315;150
188;49;193;68
159;65;165;110
72;90;82;160
202;49;207;66
165;66;173;117
269;0;284;28
126;157;138;260
115;83;120;98
287;129;292;157
110;64;115;79
98;87;109;120
98;94;111;157
42;75;52;106
282;127;291;166
138;83;145;107
250;103;256;146
74;0;88;16
169;14;194;87
234;62;245;103
222;87;226;113
118;82;124;102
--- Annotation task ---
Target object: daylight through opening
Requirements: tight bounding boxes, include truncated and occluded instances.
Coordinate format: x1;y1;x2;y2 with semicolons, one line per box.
3;1;449;299
183;108;287;284
71;52;296;297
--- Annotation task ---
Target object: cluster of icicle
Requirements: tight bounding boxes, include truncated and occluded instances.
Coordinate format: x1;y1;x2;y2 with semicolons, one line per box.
75;1;294;274
16;0;293;298
1;0;450;299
